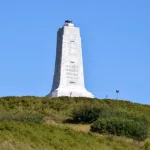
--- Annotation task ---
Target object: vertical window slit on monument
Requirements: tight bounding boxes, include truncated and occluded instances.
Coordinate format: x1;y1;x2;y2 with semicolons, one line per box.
70;81;75;84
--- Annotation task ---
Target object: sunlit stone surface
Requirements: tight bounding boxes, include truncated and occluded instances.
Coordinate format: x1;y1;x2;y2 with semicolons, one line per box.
49;20;94;98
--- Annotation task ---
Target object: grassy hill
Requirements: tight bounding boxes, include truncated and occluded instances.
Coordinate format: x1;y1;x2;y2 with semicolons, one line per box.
0;96;150;150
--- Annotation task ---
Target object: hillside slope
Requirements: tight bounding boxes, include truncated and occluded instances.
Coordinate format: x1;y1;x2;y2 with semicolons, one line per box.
0;96;149;150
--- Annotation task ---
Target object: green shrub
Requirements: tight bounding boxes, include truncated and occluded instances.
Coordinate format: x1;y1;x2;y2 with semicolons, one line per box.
0;111;44;124
91;117;148;141
145;142;150;150
71;105;147;124
71;106;105;123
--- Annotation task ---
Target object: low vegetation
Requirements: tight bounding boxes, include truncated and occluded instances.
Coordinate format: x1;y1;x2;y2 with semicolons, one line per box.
0;96;150;149
70;104;149;140
91;117;148;141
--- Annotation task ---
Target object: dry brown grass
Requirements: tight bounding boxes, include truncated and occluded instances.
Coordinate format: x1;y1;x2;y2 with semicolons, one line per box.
63;124;90;132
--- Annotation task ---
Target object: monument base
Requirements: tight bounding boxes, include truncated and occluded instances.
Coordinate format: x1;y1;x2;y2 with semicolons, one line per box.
49;88;94;98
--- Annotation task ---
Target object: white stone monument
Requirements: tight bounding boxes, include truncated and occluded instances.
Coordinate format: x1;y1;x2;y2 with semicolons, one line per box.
49;20;94;98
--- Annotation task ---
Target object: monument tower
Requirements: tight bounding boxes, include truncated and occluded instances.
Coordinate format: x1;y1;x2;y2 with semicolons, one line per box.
49;20;94;98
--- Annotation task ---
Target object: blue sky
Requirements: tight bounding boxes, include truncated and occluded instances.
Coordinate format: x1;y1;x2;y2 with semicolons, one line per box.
0;0;150;104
